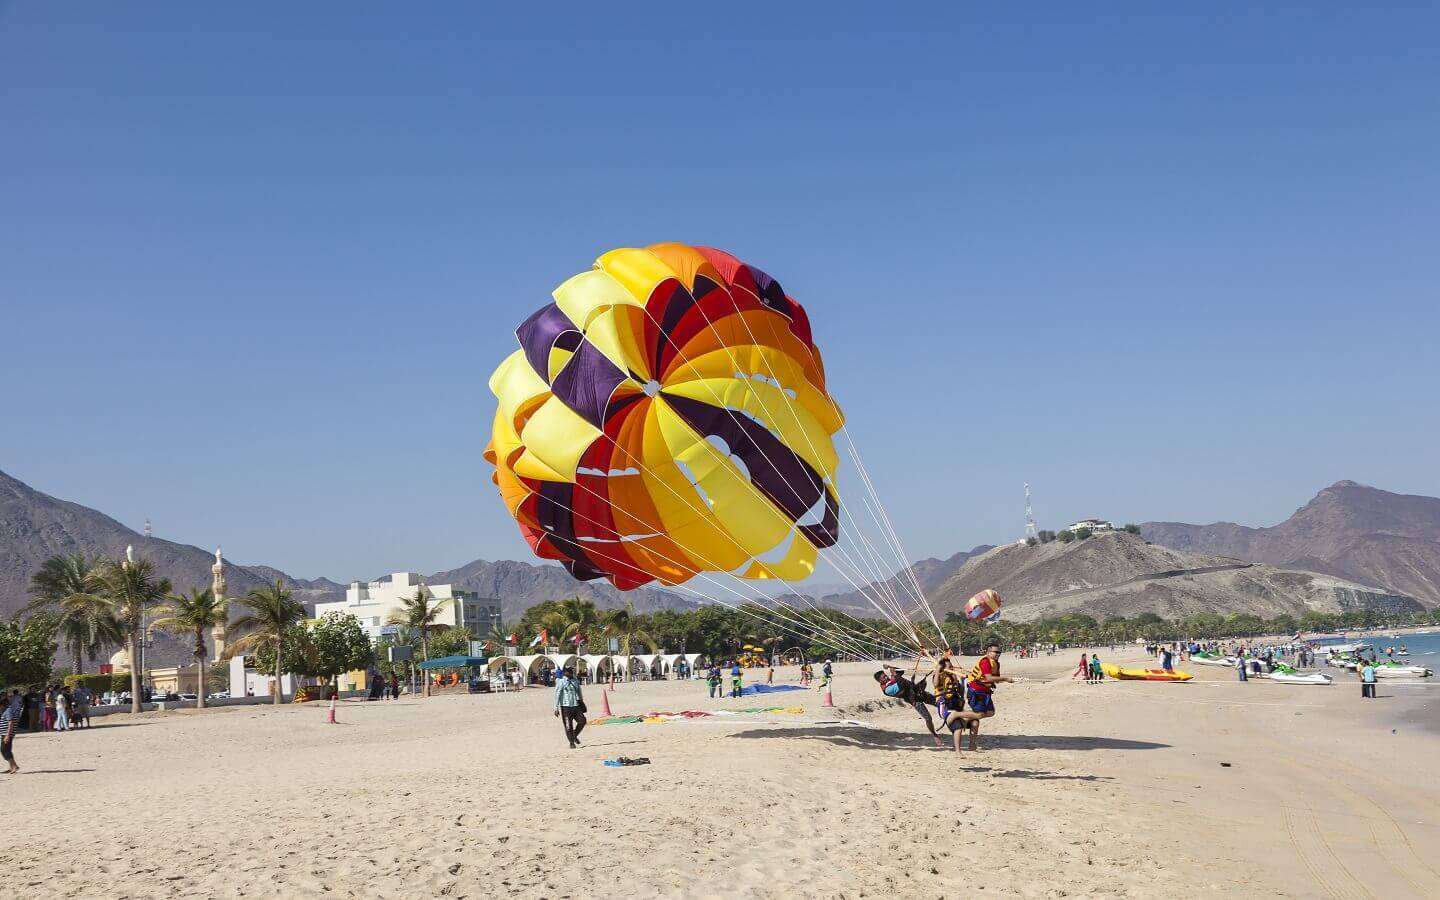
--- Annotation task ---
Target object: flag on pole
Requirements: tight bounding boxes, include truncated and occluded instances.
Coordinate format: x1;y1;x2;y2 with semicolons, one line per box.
529;628;547;649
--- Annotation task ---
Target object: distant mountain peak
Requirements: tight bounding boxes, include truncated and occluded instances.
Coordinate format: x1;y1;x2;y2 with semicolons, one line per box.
1144;481;1440;606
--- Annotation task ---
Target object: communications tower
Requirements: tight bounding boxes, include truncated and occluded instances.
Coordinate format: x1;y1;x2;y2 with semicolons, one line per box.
1024;483;1037;541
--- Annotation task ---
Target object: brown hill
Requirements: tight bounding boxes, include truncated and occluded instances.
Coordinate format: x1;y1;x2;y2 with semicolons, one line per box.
928;531;1421;622
424;559;693;620
0;469;694;664
1142;481;1440;607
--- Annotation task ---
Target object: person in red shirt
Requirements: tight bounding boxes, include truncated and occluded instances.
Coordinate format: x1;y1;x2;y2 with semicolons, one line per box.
965;642;1014;751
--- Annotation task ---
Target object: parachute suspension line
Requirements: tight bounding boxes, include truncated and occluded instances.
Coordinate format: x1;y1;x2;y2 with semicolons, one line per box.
564;278;932;651
754;302;947;648
646;271;928;646
670;584;910;661
715;296;938;646
523;460;906;662
841;431;946;643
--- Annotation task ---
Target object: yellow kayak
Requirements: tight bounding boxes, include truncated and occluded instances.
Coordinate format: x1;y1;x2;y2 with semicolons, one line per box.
1101;663;1192;682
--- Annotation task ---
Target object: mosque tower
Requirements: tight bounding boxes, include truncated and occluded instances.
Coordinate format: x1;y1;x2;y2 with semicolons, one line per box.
211;547;228;662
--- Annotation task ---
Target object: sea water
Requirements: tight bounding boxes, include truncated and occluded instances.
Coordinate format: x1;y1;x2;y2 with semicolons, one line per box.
1326;630;1440;663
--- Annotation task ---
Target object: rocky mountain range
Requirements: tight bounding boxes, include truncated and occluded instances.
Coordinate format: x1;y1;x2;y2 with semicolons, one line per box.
0;469;692;664
926;530;1420;622
5;467;1436;664
1142;481;1440;606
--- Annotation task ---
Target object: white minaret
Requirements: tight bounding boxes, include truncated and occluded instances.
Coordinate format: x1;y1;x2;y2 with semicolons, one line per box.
211;547;228;662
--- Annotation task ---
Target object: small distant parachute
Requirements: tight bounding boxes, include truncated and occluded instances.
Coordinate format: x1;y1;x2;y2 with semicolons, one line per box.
484;243;844;591
964;589;1002;622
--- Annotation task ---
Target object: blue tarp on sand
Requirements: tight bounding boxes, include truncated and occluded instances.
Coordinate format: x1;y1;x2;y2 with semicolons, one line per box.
742;683;806;695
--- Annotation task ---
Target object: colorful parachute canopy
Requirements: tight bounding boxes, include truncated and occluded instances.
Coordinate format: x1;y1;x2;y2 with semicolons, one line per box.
484;244;844;591
963;589;1002;622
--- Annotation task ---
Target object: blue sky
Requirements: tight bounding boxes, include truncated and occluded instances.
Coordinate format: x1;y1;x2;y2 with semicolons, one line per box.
3;3;1437;582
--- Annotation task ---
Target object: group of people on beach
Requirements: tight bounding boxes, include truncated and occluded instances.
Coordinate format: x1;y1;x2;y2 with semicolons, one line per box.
874;643;1013;754
1071;653;1106;682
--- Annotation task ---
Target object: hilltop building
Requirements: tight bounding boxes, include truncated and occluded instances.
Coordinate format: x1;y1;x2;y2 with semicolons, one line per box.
1067;518;1114;533
313;572;502;641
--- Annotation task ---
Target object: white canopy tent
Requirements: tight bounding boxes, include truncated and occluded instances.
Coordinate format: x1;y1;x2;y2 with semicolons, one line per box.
581;654;614;682
683;653;708;678
632;654;661;680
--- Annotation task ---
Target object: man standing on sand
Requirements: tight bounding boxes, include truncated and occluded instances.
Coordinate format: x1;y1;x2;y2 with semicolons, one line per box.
2;689;22;774
1236;652;1248;682
963;643;1014;752
553;666;586;749
1360;662;1377;699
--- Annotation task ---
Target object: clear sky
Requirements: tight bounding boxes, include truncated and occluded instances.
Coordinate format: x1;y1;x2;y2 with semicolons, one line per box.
3;3;1437;583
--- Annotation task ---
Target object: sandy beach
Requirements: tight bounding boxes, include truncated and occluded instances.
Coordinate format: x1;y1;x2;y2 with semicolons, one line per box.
4;648;1438;899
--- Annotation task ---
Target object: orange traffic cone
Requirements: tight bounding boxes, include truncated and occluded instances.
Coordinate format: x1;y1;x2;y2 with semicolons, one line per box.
327;696;337;724
601;689;612;716
821;685;835;708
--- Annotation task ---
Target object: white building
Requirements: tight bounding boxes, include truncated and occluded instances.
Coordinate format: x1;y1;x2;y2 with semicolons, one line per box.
314;572;502;642
1067;518;1114;533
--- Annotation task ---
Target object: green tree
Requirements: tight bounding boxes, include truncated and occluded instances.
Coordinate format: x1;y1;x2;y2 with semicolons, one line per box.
1122;523;1142;535
1074;527;1093;540
428;625;475;659
151;587;228;708
26;553;121;674
554;597;601;649
228;580;307;705
99;554;172;713
1056;530;1075;543
0;614;58;689
600;605;656;663
307;612;373;691
385;586;454;695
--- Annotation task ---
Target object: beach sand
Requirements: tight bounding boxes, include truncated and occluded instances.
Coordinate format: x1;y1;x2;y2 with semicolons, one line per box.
4;649;1438;898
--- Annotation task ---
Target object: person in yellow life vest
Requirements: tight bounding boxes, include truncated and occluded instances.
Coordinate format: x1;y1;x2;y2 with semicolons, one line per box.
929;651;982;754
964;642;1015;751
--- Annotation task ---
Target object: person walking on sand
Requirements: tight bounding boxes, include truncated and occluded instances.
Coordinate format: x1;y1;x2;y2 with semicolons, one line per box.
730;661;743;698
1089;653;1103;683
1360;661;1377;699
1236;652;1248;682
73;683;92;729
553;666;587;749
1160;646;1174;672
54;686;72;732
2;689;22;774
820;659;833;692
1072;653;1089;681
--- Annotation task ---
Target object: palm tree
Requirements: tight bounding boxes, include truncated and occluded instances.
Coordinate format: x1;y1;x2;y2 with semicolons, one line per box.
151;588;227;709
600;605;655;678
26;553;121;673
228;580;306;705
56;593;125;677
555;596;600;650
385;585;453;696
99;552;172;713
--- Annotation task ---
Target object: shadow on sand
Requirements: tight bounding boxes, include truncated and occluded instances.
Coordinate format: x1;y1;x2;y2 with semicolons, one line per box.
726;725;1169;754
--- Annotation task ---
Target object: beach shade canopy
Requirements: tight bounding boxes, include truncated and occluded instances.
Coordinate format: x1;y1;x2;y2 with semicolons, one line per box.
417;655;489;670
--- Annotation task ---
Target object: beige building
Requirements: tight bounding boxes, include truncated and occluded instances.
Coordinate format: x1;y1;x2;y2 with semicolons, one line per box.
314;572;501;642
